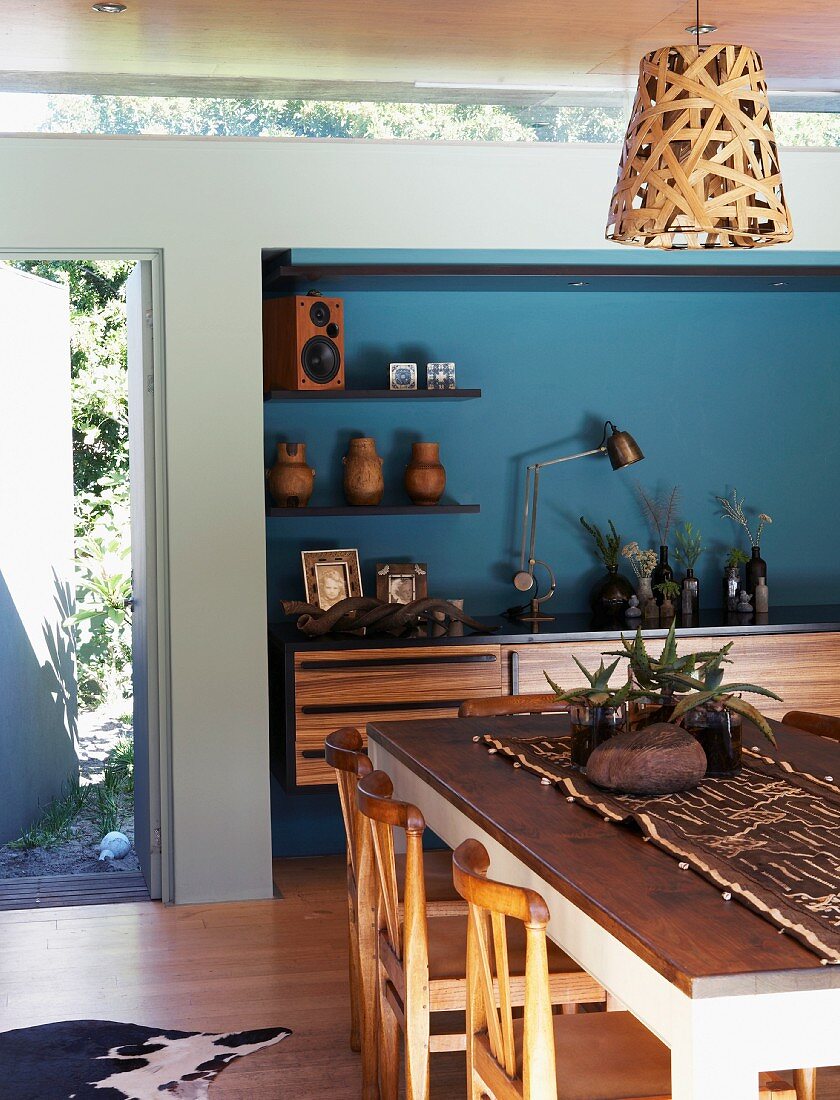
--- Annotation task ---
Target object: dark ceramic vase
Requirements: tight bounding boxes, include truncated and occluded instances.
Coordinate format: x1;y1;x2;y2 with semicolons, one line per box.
745;546;767;599
590;566;634;620
651;545;673;605
684;705;743;778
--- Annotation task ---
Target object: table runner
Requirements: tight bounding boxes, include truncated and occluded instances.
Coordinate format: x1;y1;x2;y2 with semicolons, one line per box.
481;732;840;963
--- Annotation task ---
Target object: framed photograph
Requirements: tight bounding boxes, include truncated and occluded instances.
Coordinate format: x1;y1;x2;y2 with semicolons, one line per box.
302;549;362;610
389;362;418;390
426;362;456;390
376;562;428;605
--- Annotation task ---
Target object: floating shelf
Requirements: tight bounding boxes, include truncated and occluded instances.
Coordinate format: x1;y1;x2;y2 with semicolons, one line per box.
266;388;481;402
268;504;480;517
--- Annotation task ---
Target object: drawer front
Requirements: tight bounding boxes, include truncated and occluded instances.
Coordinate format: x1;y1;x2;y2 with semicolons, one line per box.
504;633;840;720
294;645;502;705
292;645;502;786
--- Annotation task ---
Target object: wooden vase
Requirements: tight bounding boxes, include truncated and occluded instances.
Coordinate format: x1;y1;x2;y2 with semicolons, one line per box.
267;442;314;508
342;437;384;506
404;442;446;506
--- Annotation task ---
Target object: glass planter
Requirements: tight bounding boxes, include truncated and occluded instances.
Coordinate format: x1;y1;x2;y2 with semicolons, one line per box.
569;703;624;768
684;704;742;778
626;697;678;731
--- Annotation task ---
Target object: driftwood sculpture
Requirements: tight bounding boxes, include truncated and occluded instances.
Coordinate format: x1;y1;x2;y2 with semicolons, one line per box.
585;723;706;796
281;596;496;638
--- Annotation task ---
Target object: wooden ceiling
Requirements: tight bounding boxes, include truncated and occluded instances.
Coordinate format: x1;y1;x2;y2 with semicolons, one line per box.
0;0;838;103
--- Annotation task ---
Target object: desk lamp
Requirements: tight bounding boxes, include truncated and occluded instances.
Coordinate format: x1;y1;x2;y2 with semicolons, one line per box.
512;421;644;623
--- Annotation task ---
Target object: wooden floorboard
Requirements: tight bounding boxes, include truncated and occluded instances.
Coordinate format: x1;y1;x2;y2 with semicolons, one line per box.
0;855;835;1098
0;872;149;911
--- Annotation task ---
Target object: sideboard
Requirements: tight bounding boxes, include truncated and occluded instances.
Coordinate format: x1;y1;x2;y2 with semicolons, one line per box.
268;606;840;791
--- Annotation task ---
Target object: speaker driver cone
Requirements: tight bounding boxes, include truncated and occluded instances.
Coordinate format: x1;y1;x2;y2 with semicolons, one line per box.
301;336;340;383
309;301;331;327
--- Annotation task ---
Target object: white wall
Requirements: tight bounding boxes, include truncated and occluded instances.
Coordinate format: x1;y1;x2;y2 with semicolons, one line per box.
1;134;838;902
0;266;77;844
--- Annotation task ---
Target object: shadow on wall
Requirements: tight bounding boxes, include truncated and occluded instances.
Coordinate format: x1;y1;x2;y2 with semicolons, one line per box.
0;568;79;846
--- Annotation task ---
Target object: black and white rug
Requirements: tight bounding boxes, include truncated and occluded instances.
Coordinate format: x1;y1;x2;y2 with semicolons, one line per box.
0;1019;292;1099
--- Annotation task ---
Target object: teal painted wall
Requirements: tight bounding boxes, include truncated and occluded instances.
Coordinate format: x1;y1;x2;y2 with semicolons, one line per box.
268;252;840;855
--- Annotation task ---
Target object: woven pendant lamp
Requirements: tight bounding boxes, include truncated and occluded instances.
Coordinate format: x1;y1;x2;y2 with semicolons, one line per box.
607;42;793;248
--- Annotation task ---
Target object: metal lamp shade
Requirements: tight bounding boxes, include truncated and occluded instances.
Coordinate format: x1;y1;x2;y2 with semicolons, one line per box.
606;44;793;249
606;429;644;470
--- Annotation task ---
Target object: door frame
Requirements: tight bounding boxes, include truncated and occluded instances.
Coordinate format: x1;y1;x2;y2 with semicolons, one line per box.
0;248;174;904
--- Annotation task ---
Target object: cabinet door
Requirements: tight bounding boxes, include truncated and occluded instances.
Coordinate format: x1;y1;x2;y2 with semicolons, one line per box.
503;642;626;695
293;645;502;787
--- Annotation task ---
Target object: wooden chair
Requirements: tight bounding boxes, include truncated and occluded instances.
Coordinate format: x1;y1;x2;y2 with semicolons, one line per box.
452;837;797;1100
325;728;465;1062
356;770;607;1100
783;709;840;744
459;693;568;718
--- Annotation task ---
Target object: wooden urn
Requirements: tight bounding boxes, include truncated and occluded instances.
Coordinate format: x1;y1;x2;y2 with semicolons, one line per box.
343;437;384;506
267;442;314;508
585;723;706;796
405;442;446;506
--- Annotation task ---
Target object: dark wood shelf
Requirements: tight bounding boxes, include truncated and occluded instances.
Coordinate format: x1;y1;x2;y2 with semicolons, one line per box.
268;504;480;517
266;388;481;402
262;251;840;291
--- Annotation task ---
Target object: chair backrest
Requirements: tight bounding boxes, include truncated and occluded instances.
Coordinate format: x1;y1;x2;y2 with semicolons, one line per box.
459;693;569;719
452;838;556;1100
325;727;372;880
782;710;840;744
356;769;427;968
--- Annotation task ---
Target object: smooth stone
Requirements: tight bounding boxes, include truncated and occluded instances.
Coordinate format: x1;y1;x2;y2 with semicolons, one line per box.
585;723;707;796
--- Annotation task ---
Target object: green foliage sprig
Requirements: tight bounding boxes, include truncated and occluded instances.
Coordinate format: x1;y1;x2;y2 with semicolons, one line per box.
654;579;681;601
580;517;621;569
674;522;705;570
725;547;749;570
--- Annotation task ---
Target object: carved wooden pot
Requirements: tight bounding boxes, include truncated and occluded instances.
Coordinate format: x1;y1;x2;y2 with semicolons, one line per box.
343;437;384;506
267;442;314;508
585;723;707;795
405;442;446;506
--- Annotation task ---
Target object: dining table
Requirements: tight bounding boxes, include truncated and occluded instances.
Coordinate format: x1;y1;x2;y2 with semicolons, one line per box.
366;712;840;1100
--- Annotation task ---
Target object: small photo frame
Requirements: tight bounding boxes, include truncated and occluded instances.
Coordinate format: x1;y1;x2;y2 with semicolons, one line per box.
426;362;456;390
389;363;418;390
302;549;362;610
376;562;428;605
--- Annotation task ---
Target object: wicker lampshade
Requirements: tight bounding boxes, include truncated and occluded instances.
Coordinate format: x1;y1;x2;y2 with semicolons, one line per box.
607;44;793;249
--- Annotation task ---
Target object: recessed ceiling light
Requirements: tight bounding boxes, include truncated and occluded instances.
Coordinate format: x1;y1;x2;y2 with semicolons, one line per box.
685;23;718;34
772;281;788;287
92;3;127;11
567;281;589;287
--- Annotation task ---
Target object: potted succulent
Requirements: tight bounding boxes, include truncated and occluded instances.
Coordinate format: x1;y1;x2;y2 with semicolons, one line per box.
580;517;634;619
723;547;749;611
605;620;723;731
654;579;681;620
674;521;704;617
717;489;773;598
621;541;657;614
665;652;781;777
544;658;639;768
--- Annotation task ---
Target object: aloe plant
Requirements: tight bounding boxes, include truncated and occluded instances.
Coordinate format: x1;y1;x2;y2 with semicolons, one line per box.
664;649;781;745
604;621;728;698
544;656;640;710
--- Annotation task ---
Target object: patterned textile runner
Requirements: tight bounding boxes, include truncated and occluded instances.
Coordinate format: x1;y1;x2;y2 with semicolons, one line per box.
482;732;840;963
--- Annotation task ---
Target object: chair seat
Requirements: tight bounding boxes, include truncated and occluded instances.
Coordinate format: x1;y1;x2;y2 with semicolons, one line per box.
395;847;463;906
426;914;586;982
514;1010;671;1100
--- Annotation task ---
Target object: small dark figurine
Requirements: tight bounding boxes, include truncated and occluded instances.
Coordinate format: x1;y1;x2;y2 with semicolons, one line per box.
736;589;753;613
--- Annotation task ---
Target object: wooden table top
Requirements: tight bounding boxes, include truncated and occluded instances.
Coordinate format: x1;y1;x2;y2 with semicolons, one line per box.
367;714;840;997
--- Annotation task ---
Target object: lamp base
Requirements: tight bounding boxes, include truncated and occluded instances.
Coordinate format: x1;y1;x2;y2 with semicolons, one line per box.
515;599;556;624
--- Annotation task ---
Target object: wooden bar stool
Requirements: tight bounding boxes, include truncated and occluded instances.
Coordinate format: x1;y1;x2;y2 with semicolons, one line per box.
325;728;466;1072
452;838;797;1100
356;770;607;1100
783;709;840;744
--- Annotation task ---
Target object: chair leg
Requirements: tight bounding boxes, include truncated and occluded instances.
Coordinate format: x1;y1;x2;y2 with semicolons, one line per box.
378;981;400;1100
403;997;430;1100
347;892;362;1052
793;1068;817;1100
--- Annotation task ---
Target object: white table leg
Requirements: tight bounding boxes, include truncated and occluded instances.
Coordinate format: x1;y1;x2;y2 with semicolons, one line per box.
670;1019;759;1100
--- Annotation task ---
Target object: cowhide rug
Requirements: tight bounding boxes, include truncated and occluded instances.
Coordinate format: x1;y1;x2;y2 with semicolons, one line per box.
0;1019;292;1099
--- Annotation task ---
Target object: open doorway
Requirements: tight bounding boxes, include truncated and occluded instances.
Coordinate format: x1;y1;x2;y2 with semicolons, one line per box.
0;257;166;908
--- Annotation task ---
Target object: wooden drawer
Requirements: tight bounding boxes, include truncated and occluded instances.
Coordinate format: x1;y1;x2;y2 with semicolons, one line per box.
503;633;840;721
292;645;502;787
